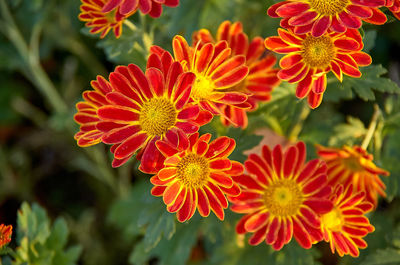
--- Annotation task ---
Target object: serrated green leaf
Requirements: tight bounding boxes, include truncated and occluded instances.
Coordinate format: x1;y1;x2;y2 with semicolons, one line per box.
328;116;366;146
96;22;152;68
129;218;199;265
328;65;400;102
13;202;81;265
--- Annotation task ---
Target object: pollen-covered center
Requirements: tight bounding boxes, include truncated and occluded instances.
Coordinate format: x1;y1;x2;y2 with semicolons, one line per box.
307;0;350;16
177;153;210;188
139;97;177;136
263;179;304;217
321;207;343;232
302;35;335;68
191;74;214;101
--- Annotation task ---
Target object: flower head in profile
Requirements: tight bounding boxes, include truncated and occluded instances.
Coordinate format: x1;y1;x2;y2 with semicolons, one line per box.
192;21;281;128
74;76;113;147
268;0;387;37
151;132;243;222
0;224;12;248
386;0;400;19
316;145;389;208
230;142;333;250
165;35;250;126
321;184;374;257
102;0;179;17
265;28;371;108
79;0;133;38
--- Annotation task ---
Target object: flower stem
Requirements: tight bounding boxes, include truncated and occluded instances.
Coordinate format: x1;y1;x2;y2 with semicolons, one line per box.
361;104;381;150
288;101;311;142
0;0;67;114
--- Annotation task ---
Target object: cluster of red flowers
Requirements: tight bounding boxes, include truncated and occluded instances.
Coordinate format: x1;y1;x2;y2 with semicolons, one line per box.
79;0;179;38
74;20;281;221
75;0;394;259
266;0;399;108
232;142;388;257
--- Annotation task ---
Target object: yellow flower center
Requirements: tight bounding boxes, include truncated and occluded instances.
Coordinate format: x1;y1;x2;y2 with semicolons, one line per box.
191;74;214;101
139;97;177;137
263;179;304;217
302;35;335;68
321;208;343;232
307;0;350;16
177;153;210;188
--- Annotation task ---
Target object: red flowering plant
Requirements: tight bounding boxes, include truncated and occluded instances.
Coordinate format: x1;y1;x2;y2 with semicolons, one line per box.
3;0;400;265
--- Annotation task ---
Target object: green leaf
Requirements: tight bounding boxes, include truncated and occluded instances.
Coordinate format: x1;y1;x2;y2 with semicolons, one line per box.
328;116;367;146
96;21;153;68
226;127;263;163
363;30;377;53
108;181;176;251
328;65;400;102
129;218;200;265
13;202;81;265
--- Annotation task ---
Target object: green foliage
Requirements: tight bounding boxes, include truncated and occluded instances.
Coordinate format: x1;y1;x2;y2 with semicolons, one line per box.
226;127;263;163
327;65;400;102
328;116;367;146
361;224;400;265
95;19;153;68
11;202;81;265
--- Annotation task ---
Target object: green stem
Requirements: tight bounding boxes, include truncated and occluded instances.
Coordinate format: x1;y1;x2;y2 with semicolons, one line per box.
361;104;381;150
0;0;67;114
288;102;311;142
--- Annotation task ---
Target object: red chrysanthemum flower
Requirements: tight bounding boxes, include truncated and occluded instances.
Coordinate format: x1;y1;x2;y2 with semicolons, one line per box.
0;224;12;248
79;0;133;38
151;132;243;222
161;35;250;126
268;0;387;37
102;0;179;17
321;184;374;257
95;62;212;170
316;145;390;208
386;0;400;19
265;28;371;108
192;21;281;128
230;142;333;250
74;76;113;147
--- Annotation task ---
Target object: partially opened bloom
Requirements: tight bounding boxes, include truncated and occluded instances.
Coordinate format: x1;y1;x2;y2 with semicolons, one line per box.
230;142;333;250
321;185;374;257
316;145;389;208
74;76;113;147
386;0;400;19
268;0;387;37
96;62;212;171
0;224;12;248
151;133;243;222
102;0;179;17
192;21;281;128
79;0;133;38
167;35;250;126
265;28;371;108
